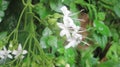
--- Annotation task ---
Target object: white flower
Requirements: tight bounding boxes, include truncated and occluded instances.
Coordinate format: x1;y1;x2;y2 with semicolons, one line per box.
60;6;76;28
58;6;83;49
60;6;71;16
0;46;12;59
65;33;82;49
58;6;78;38
12;44;27;59
63;16;76;29
57;23;71;39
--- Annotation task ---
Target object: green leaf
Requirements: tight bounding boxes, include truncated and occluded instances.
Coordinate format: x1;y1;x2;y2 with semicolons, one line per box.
94;20;111;36
57;47;65;54
47;36;57;48
0;10;4;22
0;32;7;40
34;3;50;19
50;0;62;12
55;56;66;66
42;27;52;36
114;3;120;17
1;1;9;11
93;33;108;49
98;60;120;67
75;0;85;4
40;36;48;48
65;48;76;64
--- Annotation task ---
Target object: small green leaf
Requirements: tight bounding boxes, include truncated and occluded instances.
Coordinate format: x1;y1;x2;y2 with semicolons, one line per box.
50;0;62;12
34;3;50;19
0;32;7;40
1;1;9;11
65;48;76;64
40;36;48;48
57;47;65;54
94;20;110;36
47;36;57;48
0;10;4;17
93;33;108;49
42;27;52;36
114;3;120;17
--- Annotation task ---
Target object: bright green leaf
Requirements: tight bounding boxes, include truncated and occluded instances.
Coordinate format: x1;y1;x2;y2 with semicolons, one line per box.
93;33;108;49
94;20;111;36
57;47;65;54
65;48;76;64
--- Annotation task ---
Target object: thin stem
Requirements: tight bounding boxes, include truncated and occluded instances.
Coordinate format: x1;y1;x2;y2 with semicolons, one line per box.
16;6;27;29
22;0;26;6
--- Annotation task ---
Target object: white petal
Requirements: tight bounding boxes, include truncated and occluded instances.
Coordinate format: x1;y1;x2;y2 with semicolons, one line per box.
63;16;74;27
0;55;4;59
60;6;70;16
12;50;18;55
21;56;24;59
65;40;76;49
8;54;13;59
0;51;5;55
60;30;66;36
14;55;19;59
18;44;22;50
22;50;27;54
57;23;65;29
8;50;11;53
3;46;7;51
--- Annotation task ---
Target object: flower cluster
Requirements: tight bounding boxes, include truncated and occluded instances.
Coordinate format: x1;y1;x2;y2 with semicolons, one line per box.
57;6;83;49
0;44;27;60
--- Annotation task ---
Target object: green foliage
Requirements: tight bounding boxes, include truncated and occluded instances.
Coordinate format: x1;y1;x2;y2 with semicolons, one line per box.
94;20;110;36
0;0;9;22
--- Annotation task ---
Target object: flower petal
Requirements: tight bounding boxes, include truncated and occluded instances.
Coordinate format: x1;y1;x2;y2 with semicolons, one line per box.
8;54;13;59
60;30;66;36
18;44;22;50
65;40;76;49
57;23;65;29
22;50;27;54
60;6;70;16
12;50;18;55
3;46;7;51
